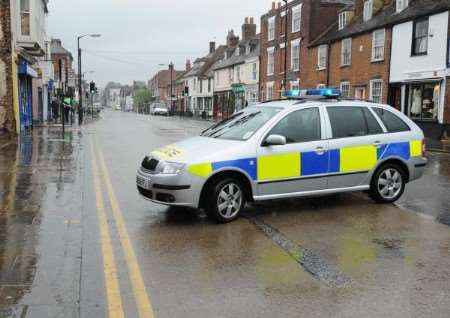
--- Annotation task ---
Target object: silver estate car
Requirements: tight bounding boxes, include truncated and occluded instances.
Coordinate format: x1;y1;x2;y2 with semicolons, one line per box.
137;90;427;223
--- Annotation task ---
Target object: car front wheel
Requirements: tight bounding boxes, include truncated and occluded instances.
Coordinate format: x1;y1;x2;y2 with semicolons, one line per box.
370;163;406;203
205;178;245;223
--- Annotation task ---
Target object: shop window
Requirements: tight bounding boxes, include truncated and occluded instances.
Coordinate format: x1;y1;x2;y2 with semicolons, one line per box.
412;18;429;56
409;83;440;120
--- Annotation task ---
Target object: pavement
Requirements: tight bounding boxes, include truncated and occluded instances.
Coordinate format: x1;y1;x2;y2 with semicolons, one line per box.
426;137;450;153
0;110;449;318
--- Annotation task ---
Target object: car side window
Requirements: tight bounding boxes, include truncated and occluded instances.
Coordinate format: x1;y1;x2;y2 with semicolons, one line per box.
373;108;411;133
268;108;321;144
327;106;374;138
362;108;383;135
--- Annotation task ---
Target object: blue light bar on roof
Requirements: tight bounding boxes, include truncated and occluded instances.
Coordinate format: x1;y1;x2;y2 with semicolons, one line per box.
283;88;341;98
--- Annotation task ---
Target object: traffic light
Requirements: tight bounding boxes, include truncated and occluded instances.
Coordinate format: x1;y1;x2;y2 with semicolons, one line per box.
90;81;96;94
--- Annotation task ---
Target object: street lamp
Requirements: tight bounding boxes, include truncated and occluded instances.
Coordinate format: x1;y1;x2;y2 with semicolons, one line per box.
169;62;174;115
77;34;101;125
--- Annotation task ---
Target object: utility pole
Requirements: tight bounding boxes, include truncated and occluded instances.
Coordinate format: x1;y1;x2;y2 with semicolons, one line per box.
169;62;174;115
283;0;288;95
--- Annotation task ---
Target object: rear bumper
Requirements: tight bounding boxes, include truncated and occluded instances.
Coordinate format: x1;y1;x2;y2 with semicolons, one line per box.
409;156;428;182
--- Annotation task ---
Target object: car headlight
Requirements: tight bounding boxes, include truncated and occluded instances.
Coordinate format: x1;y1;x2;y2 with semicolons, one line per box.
159;161;185;175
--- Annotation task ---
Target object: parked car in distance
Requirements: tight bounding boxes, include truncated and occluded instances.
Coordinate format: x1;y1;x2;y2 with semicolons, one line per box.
151;103;169;116
137;89;427;223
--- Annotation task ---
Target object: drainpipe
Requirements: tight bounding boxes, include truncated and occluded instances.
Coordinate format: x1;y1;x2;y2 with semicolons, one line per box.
326;41;331;87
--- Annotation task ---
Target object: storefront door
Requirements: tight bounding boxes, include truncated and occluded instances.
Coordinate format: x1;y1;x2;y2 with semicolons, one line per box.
19;75;33;130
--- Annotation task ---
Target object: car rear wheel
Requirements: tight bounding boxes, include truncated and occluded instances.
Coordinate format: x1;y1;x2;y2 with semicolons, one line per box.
370;163;406;203
205;178;245;223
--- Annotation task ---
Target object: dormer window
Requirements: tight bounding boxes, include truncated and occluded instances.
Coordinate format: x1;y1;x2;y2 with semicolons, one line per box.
396;0;408;13
338;12;348;30
363;0;373;21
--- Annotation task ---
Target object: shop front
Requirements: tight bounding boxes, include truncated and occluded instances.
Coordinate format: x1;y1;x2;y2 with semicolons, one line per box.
18;60;37;131
232;84;245;113
389;73;447;139
213;90;232;120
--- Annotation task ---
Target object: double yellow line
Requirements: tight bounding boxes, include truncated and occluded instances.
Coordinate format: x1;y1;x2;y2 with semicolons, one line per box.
90;137;155;318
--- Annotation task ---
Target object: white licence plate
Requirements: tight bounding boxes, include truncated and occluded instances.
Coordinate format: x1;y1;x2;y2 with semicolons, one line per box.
137;176;151;190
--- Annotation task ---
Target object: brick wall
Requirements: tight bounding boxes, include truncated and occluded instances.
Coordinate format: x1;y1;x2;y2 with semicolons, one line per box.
0;0;15;135
303;28;392;104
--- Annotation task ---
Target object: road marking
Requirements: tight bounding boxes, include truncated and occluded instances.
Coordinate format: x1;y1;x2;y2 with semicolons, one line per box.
89;138;125;318
97;147;155;318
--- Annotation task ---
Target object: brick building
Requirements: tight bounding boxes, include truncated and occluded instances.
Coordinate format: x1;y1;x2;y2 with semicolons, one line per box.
305;0;393;104
148;66;181;105
259;0;351;101
0;0;15;135
50;39;73;97
306;0;450;138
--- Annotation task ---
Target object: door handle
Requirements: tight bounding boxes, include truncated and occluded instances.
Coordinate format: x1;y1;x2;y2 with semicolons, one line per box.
315;146;326;155
373;140;382;148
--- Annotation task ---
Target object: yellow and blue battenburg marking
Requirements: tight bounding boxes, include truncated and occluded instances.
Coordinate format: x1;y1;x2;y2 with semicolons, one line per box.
187;140;422;181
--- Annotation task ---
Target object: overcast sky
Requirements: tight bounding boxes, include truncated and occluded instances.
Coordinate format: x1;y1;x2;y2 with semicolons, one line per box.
48;0;274;87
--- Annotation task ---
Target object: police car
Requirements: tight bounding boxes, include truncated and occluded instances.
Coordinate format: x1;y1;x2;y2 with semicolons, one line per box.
136;89;427;223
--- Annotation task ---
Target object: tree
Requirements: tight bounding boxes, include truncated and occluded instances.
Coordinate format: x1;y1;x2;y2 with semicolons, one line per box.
132;88;152;113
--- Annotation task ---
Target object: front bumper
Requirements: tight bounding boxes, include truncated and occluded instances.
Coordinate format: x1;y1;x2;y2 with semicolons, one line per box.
136;168;197;207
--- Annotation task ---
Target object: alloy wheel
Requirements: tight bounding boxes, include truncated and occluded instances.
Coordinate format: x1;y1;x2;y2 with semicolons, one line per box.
216;183;243;219
377;168;403;200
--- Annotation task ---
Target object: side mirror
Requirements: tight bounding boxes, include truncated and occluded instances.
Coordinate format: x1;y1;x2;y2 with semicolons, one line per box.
264;134;287;146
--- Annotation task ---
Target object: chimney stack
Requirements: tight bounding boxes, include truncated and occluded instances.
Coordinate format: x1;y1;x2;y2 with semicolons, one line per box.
271;1;276;11
185;59;191;72
209;41;216;54
242;16;257;41
226;30;239;47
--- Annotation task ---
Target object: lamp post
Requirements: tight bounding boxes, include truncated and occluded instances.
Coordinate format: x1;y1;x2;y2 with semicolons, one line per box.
77;34;101;125
283;0;288;95
169;62;174;115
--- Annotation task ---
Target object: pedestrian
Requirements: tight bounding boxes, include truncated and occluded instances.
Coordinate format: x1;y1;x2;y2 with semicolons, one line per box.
51;99;59;122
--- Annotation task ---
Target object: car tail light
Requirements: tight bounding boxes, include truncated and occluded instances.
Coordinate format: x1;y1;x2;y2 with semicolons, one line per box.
422;139;427;156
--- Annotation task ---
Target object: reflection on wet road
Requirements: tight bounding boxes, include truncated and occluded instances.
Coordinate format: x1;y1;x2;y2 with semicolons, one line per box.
0;110;449;318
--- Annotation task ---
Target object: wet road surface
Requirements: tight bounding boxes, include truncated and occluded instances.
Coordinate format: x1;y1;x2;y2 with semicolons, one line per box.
0;110;449;318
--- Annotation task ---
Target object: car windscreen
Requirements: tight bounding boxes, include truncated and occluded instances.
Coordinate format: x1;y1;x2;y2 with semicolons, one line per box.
201;106;282;141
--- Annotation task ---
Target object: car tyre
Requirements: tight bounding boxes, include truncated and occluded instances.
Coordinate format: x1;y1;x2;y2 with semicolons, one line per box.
369;163;406;204
205;178;245;223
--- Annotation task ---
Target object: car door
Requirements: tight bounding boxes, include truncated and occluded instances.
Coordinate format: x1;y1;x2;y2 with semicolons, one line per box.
256;106;329;198
324;105;385;189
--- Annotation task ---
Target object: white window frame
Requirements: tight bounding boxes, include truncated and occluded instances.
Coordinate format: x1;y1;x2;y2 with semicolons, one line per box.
396;0;408;13
341;38;352;66
340;81;351;97
317;45;327;70
267;47;275;76
291;39;301;71
20;0;31;36
267;82;274;101
372;29;385;62
292;4;303;33
338;12;347;30
317;83;326;89
290;80;300;91
370;79;383;103
236;66;241;82
363;0;373;22
268;16;276;41
252;62;258;81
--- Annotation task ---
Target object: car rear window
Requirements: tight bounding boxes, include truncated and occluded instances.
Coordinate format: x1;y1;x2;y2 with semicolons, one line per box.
373;108;410;133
